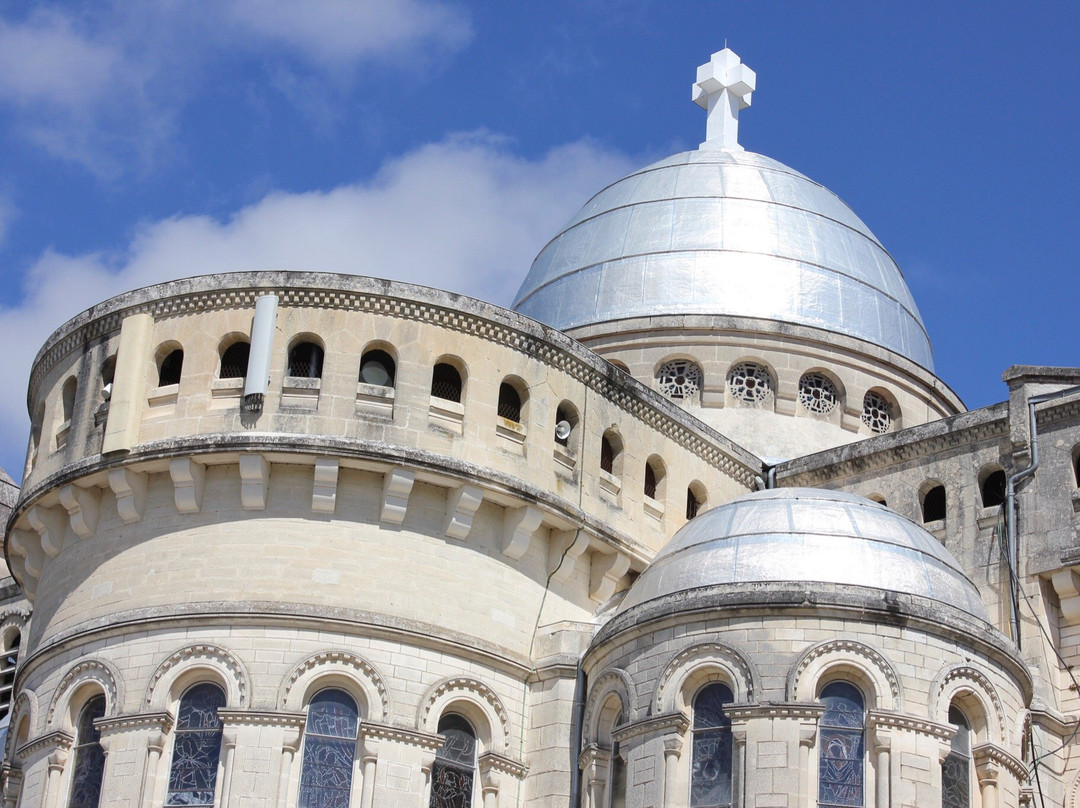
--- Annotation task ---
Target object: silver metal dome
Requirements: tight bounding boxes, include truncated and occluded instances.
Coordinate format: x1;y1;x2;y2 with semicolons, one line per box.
617;488;986;620
513;149;934;370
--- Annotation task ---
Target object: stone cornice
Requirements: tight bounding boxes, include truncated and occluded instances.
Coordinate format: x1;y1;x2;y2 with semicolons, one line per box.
361;721;443;750
16;730;72;761
611;711;689;744
867;710;953;741
972;742;1028;781
726;703;823;722
95;711;173;735
26;272;761;488
478;751;528;779
1027;705;1077;738
1036;395;1080;430
775;402;1009;487
218;710;305;729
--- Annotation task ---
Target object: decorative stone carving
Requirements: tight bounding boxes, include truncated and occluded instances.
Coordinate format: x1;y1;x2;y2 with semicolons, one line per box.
27;506;66;558
502;506;543;560
444;484;484;540
418;677;511;754
280;650;390;722
311;457;339;514
169;457;205;514
380;468;414;525
58;484;100;538
238;454;269;510
108;467;147;524
145;644;248;709
46;659;122;727
548;529;590;583
589;551;630;602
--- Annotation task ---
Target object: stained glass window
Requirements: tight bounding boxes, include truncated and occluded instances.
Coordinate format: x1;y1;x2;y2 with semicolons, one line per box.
429;714;476;808
67;695;106;808
942;706;971;808
818;682;864;808
690;683;733;808
298;689;359;808
166;682;226;807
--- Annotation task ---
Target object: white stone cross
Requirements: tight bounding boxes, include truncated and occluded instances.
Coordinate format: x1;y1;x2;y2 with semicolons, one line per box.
693;48;756;151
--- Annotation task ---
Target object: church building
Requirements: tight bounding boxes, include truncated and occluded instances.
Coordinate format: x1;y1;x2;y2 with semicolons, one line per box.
0;48;1077;808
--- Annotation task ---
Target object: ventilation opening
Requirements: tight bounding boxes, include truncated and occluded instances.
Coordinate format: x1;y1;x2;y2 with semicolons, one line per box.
158;349;184;387
360;350;396;387
288;342;324;379
922;485;946;522
497;383;522;423
981;469;1006;508
220;342;250;379
431;363;462;403
0;631;18;719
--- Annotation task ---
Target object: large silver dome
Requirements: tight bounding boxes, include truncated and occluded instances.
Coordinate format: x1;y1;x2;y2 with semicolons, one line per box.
618;488;986;620
513;149;934;370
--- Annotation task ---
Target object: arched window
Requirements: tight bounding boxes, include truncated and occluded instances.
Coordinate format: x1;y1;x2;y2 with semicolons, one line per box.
430;713;476;808
691;683;733;807
498;382;522;424
1074;447;1080;487
555;403;578;447
360;349;396;387
644;457;665;500
656;359;703;401
0;630;19;719
220;342;250;379
431;363;463;403
861;390;894;434
288;341;324;379
166;682;226;806
942;705;972;808
158;349;184;387
923;484;947;523
818;682;864;807
298;689;359;808
726;362;772;405
67;695;107;808
100;356;116;401
980;469;1006;508
62;376;78;422
798;372;840;415
686;487;702;520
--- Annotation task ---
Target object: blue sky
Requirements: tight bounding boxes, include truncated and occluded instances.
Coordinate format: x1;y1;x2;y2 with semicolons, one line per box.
0;1;1076;474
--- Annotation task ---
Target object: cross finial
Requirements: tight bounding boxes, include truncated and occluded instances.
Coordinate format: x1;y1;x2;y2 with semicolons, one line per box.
693;48;756;151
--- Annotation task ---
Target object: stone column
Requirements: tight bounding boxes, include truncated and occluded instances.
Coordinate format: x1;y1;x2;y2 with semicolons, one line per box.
661;737;683;808
218;728;237;807
17;732;72;808
358;734;379;808
478;752;527;808
1;766;23;808
275;724;303;808
93;712;173;808
871;727;891;808
798;720;817;807
977;762;999;808
43;747;69;808
578;744;610;808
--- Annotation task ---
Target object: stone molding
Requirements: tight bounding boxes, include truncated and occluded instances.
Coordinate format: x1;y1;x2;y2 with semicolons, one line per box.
94;711;174;735
653;641;758;711
972;741;1028;781
418;676;511;754
610;711;689;745
788;638;901;710
16;730;72;762
218;710;305;728
929;663;1006;744
46;658;122;727
360;721;442;750
725;704;824;722
582;668;634;742
279;650;391;721
144;642;249;708
478;751;528;779
866;710;954;741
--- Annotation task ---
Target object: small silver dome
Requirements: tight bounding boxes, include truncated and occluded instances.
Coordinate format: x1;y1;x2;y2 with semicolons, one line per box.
618;488;986;621
513;149;934;370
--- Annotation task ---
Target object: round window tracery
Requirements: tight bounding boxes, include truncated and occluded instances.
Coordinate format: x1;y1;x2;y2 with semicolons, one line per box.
798;373;839;415
726;362;771;404
657;360;702;400
862;391;893;434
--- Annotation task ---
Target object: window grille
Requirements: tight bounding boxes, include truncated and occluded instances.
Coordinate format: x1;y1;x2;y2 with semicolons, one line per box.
220;342;250;379
429;714;476;808
298;689;359;808
798;373;840;414
166;683;226;806
67;695;106;808
726;363;771;404
497;383;522;423
657;360;702;400
431;363;462;403
288;342;324;379
861;391;892;434
690;683;733;807
818;682;864;807
158;350;184;387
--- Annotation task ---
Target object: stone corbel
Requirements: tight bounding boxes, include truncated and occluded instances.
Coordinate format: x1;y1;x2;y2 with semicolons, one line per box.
239;454;270;510
58;483;101;538
380;468;415;525
590;550;630;602
169;457;205;514
502;506;543;559
444;485;484;540
27;505;66;558
108;467;147;523
2;766;23;808
548;529;590;583
1050;569;1080;624
9;529;44;580
311;457;339;514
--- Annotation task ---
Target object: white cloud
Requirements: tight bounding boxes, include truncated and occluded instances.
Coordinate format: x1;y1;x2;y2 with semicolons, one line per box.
0;135;635;473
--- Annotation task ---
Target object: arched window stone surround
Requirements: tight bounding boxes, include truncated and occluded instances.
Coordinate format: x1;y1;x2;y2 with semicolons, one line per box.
653;642;758;714
47;660;122;731
928;664;1005;746
417;677;511;757
582;669;634;747
279;650;390;723
144;643;248;711
6;690;38;761
788;639;902;712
